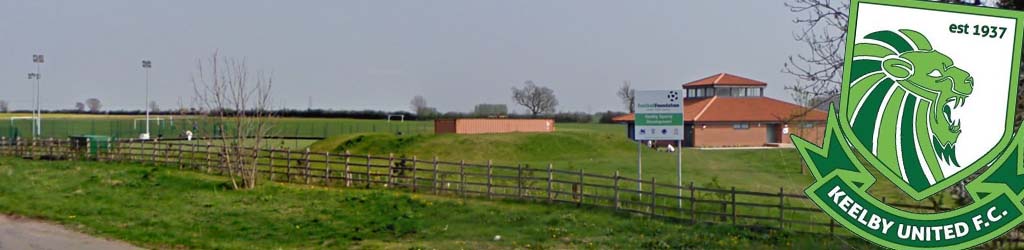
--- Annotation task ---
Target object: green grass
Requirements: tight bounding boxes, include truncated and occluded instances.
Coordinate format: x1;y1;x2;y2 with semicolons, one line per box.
311;131;811;194
307;128;959;209
0;114;432;139
0;157;874;249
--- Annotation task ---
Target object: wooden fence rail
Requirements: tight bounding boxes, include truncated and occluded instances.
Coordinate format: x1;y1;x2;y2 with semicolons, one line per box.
3;136;1024;247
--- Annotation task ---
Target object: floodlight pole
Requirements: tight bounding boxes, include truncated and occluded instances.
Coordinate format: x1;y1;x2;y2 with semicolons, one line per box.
32;54;44;138
35;63;39;137
142;60;152;138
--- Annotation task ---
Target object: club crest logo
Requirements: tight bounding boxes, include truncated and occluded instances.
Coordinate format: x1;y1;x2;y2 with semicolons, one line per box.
792;0;1024;248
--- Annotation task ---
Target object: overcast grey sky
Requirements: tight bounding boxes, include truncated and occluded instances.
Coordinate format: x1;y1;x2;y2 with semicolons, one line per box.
1;0;814;114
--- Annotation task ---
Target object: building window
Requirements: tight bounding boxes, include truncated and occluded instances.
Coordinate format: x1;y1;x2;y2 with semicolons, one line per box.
733;123;750;130
802;122;815;128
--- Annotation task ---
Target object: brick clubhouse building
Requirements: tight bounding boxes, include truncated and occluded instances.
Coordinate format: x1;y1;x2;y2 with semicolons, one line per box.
613;73;827;147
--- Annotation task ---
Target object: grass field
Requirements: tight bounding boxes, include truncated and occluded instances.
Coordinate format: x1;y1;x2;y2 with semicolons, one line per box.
1;113;955;207
0;113;432;139
0;157;874;249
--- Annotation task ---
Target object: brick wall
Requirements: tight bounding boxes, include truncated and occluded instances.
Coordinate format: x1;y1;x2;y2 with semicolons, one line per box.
435;119;555;134
691;122;826;147
434;119;457;134
785;122;826;145
693;123;768;147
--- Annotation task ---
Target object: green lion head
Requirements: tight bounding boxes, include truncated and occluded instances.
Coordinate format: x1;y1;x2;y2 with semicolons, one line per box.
846;29;974;190
880;42;974;148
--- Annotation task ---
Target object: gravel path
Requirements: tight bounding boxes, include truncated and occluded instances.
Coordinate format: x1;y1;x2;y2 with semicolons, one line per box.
0;215;140;250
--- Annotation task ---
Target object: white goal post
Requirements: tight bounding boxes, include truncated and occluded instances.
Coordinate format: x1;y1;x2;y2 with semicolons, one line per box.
387;114;405;123
9;116;41;138
132;117;167;130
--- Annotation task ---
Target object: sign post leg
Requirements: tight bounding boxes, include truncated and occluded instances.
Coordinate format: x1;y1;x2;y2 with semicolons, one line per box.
637;140;643;199
678;139;683;208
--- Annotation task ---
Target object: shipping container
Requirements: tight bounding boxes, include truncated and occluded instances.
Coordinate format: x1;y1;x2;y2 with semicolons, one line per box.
434;118;555;134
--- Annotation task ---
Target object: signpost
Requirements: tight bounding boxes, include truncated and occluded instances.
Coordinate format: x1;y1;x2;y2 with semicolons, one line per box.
634;90;683;204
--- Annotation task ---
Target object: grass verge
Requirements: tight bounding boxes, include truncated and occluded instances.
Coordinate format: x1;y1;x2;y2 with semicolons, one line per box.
0;157;874;249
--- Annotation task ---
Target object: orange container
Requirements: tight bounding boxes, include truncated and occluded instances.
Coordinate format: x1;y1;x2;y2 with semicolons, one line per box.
434;119;555;134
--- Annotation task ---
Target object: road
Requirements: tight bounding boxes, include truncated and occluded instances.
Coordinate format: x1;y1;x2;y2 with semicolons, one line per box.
0;215;140;250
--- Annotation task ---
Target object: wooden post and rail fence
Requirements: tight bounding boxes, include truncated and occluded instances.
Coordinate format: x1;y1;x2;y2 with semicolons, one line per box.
2;136;1023;246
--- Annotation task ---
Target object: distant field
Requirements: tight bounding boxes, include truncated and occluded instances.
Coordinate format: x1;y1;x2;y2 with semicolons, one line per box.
0;113;619;140
0;113;432;139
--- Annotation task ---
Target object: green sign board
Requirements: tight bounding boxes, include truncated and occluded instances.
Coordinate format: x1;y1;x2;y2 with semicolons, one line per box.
634;90;683;140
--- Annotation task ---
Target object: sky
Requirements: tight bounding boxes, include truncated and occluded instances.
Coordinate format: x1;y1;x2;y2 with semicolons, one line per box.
2;1;834;114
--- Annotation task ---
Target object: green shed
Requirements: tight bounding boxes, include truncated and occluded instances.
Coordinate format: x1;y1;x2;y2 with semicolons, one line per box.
69;135;112;156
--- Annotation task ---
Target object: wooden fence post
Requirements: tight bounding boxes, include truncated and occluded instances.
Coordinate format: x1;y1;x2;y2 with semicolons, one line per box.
365;154;372;188
285;149;294;181
268;147;276;181
731;186;737;225
205;143;213;173
486;160;493;199
83;138;89;161
690;181;696;224
71;138;78;161
150;140;158;164
131;140;139;162
163;143;171;165
830;219;836;237
517;164;524;198
343;150;351;187
177;143;184;169
432;156;439;194
577;169;584;207
387;153;395;188
304;148;312;184
411;156;418;193
105;138;112;162
613;171;621;210
324;152;332;185
47;138;53;159
650;177;657;216
459;160;466;197
190;142;198;170
546;163;553;203
778;187;785;230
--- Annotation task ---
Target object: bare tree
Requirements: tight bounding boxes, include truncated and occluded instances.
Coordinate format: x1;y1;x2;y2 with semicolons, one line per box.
149;101;160;113
85;98;102;113
410;95;429;115
0;100;8;113
192;52;274;190
74;102;85;112
512;80;558;117
782;0;849;111
617;81;636;113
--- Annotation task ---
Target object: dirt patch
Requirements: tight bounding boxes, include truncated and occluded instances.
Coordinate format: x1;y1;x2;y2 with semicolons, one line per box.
0;214;140;250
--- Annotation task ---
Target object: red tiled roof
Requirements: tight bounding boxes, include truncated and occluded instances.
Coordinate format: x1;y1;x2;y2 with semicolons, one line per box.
682;73;768;88
610;96;827;123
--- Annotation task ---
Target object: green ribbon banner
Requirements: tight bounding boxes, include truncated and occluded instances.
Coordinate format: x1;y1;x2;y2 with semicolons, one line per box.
792;107;1024;249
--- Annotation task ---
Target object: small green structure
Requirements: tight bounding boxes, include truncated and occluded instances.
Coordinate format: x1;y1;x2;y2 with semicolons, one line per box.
69;135;112;157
